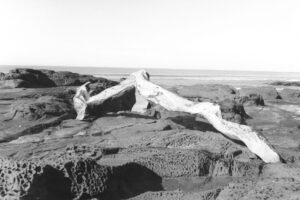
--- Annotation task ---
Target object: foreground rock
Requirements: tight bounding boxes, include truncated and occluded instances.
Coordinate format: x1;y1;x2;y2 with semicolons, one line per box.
0;112;262;199
1;68;300;199
1;109;299;199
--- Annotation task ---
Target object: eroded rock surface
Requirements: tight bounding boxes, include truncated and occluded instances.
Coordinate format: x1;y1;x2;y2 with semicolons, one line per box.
1;69;300;200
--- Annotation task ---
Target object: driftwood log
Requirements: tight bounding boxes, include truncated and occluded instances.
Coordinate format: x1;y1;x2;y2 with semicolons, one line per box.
73;70;280;163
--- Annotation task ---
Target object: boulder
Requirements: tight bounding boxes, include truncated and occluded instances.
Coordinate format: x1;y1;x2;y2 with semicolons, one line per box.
219;99;249;124
87;86;136;117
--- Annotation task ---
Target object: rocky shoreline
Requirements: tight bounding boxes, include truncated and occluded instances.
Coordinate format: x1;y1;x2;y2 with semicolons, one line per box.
0;68;300;199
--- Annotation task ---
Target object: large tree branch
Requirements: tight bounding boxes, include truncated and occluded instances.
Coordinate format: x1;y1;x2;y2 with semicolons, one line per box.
73;70;280;163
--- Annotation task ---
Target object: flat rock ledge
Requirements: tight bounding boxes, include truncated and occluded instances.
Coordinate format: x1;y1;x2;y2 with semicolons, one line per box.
0;68;300;200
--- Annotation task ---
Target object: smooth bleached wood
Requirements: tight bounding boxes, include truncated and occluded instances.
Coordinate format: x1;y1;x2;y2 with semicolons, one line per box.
74;70;280;163
73;78;136;120
131;70;280;163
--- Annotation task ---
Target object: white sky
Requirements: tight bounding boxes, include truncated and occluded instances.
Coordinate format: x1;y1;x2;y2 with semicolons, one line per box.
0;0;300;72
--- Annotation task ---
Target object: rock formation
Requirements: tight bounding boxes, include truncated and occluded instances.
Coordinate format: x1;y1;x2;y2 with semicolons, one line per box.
0;68;118;88
1;68;299;200
270;80;300;87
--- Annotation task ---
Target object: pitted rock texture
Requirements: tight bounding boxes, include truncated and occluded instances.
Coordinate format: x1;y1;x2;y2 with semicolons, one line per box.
0;144;112;200
1;69;300;200
0;114;265;200
128;189;222;200
0;157;111;200
99;148;262;178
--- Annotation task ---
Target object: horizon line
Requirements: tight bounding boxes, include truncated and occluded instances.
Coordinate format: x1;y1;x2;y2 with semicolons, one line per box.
1;64;300;73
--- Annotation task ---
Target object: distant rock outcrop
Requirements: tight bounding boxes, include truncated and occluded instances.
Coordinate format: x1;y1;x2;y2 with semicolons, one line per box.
0;68;118;88
239;86;281;101
270;81;300;87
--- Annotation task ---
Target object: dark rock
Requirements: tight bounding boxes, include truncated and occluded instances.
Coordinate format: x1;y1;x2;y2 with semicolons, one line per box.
0;72;5;80
238;93;265;106
219;99;249;124
0;92;76;142
0;107;278;200
88;82;118;96
270;81;300;87
0;68;118;88
1;70;299;200
0;149;111;200
87;86;136;117
6;96;74;121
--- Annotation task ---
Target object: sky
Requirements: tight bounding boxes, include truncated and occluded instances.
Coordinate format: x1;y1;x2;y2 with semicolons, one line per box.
0;0;300;72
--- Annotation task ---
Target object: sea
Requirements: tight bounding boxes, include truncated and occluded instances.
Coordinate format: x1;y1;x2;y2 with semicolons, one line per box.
1;66;300;89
